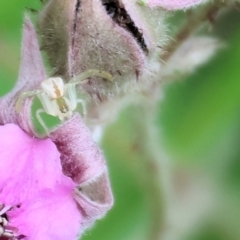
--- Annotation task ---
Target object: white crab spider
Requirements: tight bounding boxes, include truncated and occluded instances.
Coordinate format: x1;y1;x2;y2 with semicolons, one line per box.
15;69;113;134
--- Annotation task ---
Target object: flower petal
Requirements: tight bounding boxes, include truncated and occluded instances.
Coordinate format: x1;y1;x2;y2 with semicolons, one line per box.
8;177;81;240
0;124;62;205
50;114;106;183
0;16;46;135
73;171;113;230
50;114;113;222
147;0;205;10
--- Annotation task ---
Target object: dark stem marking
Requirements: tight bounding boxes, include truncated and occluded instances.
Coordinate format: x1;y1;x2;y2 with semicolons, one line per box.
101;0;148;54
73;0;81;32
72;0;81;53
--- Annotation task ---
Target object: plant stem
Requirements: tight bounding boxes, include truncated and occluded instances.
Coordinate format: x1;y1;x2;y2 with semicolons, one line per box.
162;0;228;62
126;98;172;240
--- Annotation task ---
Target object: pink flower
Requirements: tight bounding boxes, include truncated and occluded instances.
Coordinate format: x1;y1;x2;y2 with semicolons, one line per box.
146;0;205;10
0;16;113;239
0;124;81;240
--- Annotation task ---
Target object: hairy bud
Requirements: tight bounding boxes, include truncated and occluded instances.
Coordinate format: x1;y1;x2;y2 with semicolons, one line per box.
38;0;166;98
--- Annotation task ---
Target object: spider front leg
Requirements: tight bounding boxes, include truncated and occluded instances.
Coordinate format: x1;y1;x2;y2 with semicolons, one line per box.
37;92;58;117
65;83;86;115
15;90;55;135
15;90;41;113
36;108;50;135
36;92;60;134
66;69;113;115
69;69;113;85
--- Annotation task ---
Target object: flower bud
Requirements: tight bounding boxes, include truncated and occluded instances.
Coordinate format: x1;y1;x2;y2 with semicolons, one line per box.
38;0;166;98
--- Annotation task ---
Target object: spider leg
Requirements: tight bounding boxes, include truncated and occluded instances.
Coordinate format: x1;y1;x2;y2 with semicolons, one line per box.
65;83;86;115
15;90;41;113
76;99;87;115
65;83;77;109
37;92;57;117
69;69;113;85
36;108;50;135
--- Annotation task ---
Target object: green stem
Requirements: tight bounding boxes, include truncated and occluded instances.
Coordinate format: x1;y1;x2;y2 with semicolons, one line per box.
128;100;172;240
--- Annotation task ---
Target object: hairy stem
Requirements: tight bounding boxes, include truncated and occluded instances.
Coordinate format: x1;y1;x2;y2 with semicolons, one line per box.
125;96;172;240
162;0;229;62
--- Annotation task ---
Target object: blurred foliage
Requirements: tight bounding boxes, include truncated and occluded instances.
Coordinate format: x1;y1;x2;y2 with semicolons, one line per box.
1;1;240;240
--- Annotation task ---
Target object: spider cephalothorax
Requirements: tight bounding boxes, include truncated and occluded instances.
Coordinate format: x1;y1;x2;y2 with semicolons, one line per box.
16;69;112;134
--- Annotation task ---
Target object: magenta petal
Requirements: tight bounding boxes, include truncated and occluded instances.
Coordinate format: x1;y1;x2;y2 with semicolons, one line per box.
148;0;205;10
17;16;46;92
50;114;106;184
50;114;113;222
9;178;81;240
0;124;62;205
74;172;113;230
0;16;46;135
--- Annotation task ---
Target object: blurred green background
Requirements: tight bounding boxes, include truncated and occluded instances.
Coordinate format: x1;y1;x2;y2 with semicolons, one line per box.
1;1;240;240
